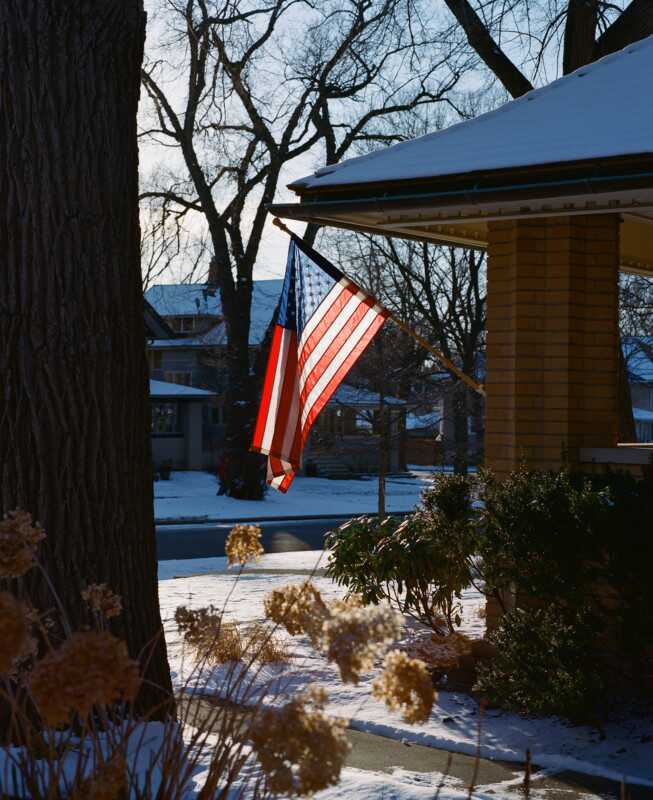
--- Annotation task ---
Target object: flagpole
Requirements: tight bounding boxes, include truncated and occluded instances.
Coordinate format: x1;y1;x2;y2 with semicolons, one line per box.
272;217;485;398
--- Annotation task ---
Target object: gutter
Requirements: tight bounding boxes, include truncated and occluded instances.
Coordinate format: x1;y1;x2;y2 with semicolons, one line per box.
269;159;653;220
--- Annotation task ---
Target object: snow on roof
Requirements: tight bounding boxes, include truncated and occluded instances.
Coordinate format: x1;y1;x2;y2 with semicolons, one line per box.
329;384;405;407
634;407;653;422
406;410;441;431
624;337;653;382
144;280;284;345
149;323;228;350
291;37;653;191
150;379;217;398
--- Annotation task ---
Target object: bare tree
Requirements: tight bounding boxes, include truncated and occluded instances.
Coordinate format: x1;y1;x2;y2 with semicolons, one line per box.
441;1;653;91
0;0;172;716
621;274;653;375
139;0;466;498
331;227;486;473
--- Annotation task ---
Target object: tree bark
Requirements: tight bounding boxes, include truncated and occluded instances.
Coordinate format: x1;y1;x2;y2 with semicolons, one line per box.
452;382;469;475
563;0;599;74
442;0;533;98
222;302;266;499
595;0;653;60
0;1;172;715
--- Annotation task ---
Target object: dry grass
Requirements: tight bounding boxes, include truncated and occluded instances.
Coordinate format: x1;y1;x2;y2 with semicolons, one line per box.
243;623;291;665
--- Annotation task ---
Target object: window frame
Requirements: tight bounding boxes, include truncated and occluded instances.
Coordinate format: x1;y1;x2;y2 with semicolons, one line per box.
151;401;183;437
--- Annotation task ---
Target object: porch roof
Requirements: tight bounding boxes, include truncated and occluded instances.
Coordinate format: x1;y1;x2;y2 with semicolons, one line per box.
270;36;653;275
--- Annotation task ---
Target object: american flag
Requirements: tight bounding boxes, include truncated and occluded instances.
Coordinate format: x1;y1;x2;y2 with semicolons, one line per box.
251;235;388;492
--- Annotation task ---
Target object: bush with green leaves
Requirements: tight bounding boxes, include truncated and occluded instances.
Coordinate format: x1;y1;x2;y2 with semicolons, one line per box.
325;475;478;634
479;466;653;661
478;466;610;602
475;604;606;722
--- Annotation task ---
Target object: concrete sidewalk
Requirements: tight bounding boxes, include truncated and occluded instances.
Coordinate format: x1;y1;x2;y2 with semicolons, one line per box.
183;696;651;799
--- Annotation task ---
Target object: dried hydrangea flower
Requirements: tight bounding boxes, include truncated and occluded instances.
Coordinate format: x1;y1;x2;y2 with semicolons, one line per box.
250;686;349;796
225;524;264;567
0;510;45;578
404;631;472;671
0;592;28;673
82;583;123;619
323;604;402;684
373;650;436;724
263;581;329;645
175;605;243;662
29;631;140;726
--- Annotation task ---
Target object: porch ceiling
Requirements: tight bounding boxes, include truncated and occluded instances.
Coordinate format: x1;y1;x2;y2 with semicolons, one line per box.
269;175;653;276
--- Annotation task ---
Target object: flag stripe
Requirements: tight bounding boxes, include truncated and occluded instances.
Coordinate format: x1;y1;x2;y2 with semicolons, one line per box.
299;292;376;404
302;314;387;437
269;330;299;460
298;278;354;356
302;309;387;434
259;327;292;454
253;324;284;448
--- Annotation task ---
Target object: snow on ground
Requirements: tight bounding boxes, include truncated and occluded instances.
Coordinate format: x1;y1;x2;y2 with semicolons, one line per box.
154;471;432;522
159;550;653;789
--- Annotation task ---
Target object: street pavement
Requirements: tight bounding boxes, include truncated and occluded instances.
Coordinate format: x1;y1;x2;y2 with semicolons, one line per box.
156;516;362;560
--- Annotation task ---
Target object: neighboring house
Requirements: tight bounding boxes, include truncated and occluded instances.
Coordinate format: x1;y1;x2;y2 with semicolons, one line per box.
150;379;217;471
624;337;653;443
144;281;281;470
303;384;406;477
405;406;444;467
144;281;406;474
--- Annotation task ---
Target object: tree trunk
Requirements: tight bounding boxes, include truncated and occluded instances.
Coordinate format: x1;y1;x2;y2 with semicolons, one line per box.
378;395;387;519
0;1;172;715
221;297;266;499
452;382;469;475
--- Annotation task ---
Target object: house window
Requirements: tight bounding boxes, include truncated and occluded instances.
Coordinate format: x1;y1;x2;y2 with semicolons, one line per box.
170;316;197;333
151;402;182;435
164;371;192;386
355;412;373;433
210;405;224;425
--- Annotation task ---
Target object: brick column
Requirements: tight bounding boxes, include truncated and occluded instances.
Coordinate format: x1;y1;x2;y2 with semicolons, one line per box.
485;214;620;475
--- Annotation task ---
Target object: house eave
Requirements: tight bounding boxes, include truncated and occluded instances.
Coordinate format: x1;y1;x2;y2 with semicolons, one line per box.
270;155;653;275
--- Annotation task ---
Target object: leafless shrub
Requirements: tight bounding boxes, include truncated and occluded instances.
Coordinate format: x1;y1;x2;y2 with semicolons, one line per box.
0;512;436;797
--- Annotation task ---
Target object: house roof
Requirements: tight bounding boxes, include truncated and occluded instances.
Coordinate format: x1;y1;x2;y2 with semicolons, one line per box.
406;410;441;431
271;37;653;274
329;384;405;407
150;379;217;398
144;298;176;339
291;37;653;191
149;324;228;350
145;280;284;345
634;407;653;422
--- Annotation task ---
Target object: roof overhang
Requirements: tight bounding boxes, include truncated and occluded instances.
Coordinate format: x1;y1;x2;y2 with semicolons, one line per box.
270;154;653;276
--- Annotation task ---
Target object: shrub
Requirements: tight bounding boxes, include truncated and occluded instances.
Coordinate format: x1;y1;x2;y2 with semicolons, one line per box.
478;466;609;602
479;466;653;674
475;604;605;722
326;474;478;634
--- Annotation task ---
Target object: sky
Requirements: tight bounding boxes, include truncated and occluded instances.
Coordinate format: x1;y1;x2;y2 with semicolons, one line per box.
137;0;633;286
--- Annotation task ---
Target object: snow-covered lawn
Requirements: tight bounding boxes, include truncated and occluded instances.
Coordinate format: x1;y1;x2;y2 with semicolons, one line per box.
158;551;653;793
154;470;432;522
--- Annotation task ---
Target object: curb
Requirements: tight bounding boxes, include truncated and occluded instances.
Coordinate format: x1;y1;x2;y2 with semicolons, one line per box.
155;510;411;527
